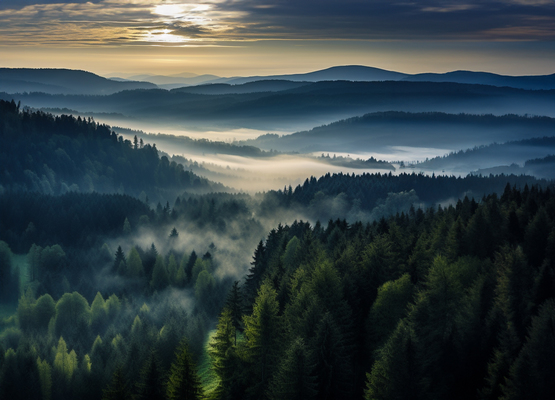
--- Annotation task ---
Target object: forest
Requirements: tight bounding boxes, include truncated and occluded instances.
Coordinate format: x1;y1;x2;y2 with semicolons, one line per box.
1;98;554;399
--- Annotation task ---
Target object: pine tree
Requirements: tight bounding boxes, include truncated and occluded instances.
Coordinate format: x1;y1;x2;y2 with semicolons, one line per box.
37;357;53;400
210;307;236;397
102;366;132;400
167;253;179;285
166;340;203;400
244;240;266;309
127;247;145;278
113;246;126;273
501;299;555;400
243;281;281;399
267;337;316;400
122;218;131;235
150;255;169;291
226;281;244;342
135;351;166;400
365;319;419;400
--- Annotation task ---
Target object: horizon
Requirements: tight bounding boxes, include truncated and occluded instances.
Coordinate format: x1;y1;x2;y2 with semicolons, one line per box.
1;1;554;77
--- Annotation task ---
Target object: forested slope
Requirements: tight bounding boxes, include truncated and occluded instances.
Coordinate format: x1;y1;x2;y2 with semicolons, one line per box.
210;184;555;400
0;99;222;202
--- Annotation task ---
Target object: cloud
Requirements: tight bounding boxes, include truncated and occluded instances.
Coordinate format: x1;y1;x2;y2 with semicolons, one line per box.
0;0;553;47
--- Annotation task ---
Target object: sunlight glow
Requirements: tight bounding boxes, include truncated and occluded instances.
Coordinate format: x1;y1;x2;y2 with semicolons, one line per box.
153;4;189;17
144;29;188;43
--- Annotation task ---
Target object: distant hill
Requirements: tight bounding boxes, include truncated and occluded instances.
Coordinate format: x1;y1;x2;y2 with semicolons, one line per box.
164;65;555;90
3;81;554;131
403;70;555;90
407;136;555;174
127;73;221;88
0;68;157;95
216;65;408;85
171;80;311;95
245;112;555;153
472;153;555;179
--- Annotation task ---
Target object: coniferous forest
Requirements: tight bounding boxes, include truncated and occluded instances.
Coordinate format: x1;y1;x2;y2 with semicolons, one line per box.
1;97;555;400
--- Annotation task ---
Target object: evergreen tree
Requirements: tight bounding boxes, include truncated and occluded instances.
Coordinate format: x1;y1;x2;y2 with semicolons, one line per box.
185;250;198;284
102;367;132;400
310;312;353;400
226;281;244;342
127;246;145;278
37;357;52;400
365;319;419;400
113;246;126;273
267;337;316;400
150;255;169;291
135;351;166;400
166;340;203;400
501;299;555;400
243;281;281;399
210;307;236;397
122;218;131;235
167;253;179;285
244;240;266;309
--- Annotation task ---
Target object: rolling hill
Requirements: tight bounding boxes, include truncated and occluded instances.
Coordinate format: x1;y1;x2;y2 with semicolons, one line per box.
0;68;157;95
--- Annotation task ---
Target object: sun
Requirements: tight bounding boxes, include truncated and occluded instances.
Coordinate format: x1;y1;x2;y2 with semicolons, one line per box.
144;29;188;44
153;4;189;17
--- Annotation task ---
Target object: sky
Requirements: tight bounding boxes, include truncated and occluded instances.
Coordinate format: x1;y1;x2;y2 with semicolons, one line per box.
1;0;554;77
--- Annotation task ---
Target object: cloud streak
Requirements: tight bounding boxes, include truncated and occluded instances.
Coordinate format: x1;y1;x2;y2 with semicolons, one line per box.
0;0;553;47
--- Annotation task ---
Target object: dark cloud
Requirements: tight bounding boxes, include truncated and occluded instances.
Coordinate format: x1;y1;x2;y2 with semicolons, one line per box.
0;0;102;10
214;0;555;40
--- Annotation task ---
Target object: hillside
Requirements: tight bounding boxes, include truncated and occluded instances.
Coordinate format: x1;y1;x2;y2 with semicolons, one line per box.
3;81;553;130
403;70;555;90
245;112;555;153
0;99;223;202
0;68;157;95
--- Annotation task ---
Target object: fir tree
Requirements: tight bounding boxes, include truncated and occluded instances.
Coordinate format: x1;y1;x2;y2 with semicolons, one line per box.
166;340;203;400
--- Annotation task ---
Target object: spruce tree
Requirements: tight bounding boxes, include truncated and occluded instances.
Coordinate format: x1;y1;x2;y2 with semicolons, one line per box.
102;367;131;400
135;351;166;400
243;281;281;399
166;340;203;400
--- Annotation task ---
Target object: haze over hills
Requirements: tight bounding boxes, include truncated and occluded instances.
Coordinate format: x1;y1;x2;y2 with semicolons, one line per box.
405;136;555;176
109;65;555;90
3;80;553;131
171;80;311;95
244;112;555;153
0;68;156;95
402;70;555;90
2;66;554;98
212;65;408;85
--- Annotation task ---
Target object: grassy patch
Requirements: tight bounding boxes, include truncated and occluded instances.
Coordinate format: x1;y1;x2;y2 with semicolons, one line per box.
198;329;219;397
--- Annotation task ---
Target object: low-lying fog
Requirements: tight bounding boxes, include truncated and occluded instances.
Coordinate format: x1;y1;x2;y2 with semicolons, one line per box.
95;115;291;142
107;116;554;193
117;129;460;192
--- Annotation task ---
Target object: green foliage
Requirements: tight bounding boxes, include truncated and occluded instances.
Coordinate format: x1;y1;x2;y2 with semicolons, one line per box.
365;319;419;400
53;292;91;341
243;281;282;399
166;340;203;400
102;366;132;400
127;247;145;278
501;299;555;400
267;337;316;400
54;336;78;383
0;240;19;303
168;253;179;285
150;255;169;291
209;307;236;396
91;292;107;331
135;351;166;400
367;274;414;352
37;357;52;400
